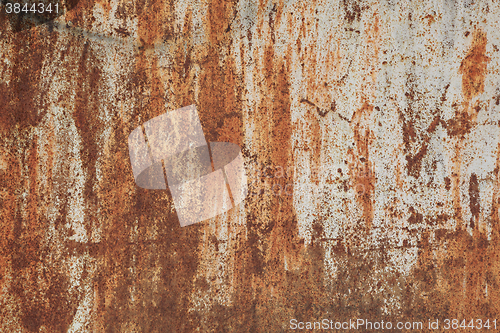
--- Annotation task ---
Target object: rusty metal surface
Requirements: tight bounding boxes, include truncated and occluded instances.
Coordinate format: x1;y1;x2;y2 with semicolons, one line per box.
1;0;500;331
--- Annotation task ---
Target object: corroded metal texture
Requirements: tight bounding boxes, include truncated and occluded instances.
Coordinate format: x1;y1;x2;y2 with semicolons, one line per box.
1;0;500;331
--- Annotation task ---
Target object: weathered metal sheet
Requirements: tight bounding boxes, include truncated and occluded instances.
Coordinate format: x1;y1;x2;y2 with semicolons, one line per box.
1;0;500;331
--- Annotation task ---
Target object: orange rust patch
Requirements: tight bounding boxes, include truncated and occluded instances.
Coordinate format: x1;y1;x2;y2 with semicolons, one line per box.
217;115;243;143
349;102;375;228
423;14;435;25
459;30;490;107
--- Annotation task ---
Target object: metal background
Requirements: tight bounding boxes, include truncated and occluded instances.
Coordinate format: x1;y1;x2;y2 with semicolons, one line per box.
1;0;500;331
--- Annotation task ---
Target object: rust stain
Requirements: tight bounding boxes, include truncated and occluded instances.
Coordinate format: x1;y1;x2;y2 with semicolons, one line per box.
469;173;480;229
404;116;442;178
459;29;490;109
2;0;500;331
423;14;435;26
406;26;500;326
349;101;375;229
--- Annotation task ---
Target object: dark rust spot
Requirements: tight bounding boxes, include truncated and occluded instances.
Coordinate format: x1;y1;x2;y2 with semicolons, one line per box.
408;207;423;225
469;173;480;229
342;0;365;23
